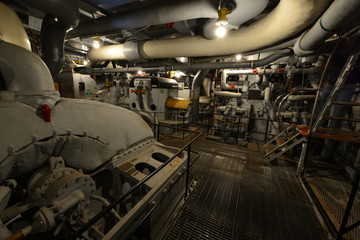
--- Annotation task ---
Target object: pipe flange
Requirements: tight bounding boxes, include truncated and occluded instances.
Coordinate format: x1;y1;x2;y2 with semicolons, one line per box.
123;41;144;62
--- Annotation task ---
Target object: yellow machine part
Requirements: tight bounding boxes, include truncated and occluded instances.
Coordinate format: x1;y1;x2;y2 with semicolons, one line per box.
165;97;190;110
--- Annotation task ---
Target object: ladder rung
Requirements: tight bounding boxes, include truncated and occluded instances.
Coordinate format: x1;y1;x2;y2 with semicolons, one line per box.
265;144;274;154
323;116;360;122
333;101;360;106
275;137;285;145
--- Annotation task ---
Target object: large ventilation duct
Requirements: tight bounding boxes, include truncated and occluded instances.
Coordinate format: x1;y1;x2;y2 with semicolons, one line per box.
70;0;267;39
294;0;360;56
0;2;31;51
69;0;218;38
21;0;80;78
68;0;267;39
88;0;331;62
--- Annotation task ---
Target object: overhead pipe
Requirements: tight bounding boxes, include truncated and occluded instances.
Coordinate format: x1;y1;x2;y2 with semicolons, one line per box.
0;2;31;51
22;0;80;78
294;0;360;56
82;49;293;75
0;42;60;107
68;0;219;38
214;91;242;98
69;0;266;39
88;0;331;62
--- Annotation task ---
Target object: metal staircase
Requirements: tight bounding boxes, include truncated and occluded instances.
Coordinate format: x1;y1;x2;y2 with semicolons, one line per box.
310;50;360;143
264;125;306;162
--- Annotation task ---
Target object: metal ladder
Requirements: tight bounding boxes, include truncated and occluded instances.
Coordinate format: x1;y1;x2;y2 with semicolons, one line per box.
310;50;360;142
264;125;306;162
301;47;360;240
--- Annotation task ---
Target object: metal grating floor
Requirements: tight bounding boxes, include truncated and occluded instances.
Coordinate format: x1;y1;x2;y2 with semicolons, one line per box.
305;164;360;240
163;139;327;240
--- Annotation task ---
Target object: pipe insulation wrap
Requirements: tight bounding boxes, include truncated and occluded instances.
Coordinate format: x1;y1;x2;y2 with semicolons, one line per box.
140;0;330;59
88;0;331;61
21;0;80;78
0;2;31;51
69;0;218;38
22;0;80;27
214;91;242;98
87;45;126;62
0;42;54;92
294;0;360;56
83;50;292;74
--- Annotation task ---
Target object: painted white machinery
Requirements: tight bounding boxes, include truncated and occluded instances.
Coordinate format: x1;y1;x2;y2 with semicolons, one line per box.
129;76;191;125
0;4;188;239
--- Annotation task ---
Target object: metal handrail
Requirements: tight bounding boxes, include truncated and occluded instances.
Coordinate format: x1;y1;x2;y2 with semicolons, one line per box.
308;37;341;134
71;124;202;239
276;88;318;139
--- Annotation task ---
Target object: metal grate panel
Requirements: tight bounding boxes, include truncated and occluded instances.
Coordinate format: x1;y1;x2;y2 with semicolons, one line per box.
164;140;326;240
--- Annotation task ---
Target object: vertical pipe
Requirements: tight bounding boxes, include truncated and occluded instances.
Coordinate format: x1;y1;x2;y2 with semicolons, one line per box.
264;116;270;142
297;138;308;176
191;70;210;125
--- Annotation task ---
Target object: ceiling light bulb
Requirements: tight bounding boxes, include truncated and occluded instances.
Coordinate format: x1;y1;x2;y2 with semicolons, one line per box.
93;41;100;48
236;54;242;61
174;71;185;78
137;70;143;75
215;19;228;27
83;60;88;65
215;26;227;38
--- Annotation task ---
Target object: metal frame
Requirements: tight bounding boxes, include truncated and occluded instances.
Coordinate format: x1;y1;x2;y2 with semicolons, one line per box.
299;40;360;240
70;124;202;239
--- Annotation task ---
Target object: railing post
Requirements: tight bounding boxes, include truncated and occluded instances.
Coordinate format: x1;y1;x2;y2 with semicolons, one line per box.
185;144;191;199
337;172;360;239
157;124;160;141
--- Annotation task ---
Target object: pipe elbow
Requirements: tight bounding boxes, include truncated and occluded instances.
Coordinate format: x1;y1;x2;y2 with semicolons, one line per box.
293;31;316;57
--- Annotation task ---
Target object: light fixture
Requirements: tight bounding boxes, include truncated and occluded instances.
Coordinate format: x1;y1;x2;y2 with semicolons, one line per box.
215;26;227;38
235;54;242;61
137;70;143;75
216;7;231;26
92;37;100;48
174;71;185;78
177;57;188;63
83;60;88;65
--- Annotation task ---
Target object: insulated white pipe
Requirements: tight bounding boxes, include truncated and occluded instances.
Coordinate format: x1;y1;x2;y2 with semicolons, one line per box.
88;45;126;62
288;95;316;101
214;91;242;98
69;0;218;38
88;0;331;61
0;2;31;51
294;0;360;56
141;0;330;58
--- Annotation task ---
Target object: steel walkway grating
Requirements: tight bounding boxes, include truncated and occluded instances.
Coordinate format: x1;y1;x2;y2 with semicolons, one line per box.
164;140;327;240
306;175;360;240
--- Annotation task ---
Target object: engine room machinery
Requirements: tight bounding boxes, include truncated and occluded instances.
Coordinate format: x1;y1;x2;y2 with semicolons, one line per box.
0;4;188;239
